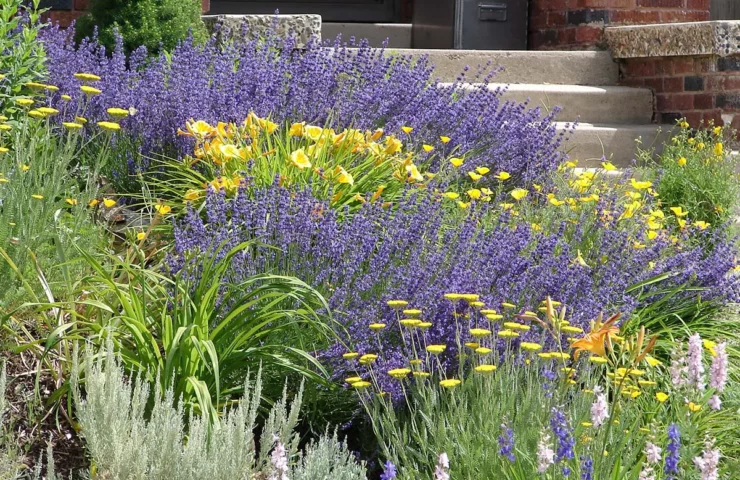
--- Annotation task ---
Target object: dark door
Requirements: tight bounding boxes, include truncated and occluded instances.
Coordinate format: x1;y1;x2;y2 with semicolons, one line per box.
712;0;740;20
209;0;401;23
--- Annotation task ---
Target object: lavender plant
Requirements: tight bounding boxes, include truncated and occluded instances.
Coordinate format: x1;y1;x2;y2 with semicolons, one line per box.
39;25;564;187
170;184;739;398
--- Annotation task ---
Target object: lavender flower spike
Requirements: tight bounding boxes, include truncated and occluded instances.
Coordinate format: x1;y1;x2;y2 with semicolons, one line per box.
693;437;720;480
498;424;516;462
380;460;397;480
536;432;555;473
434;453;450;480
709;342;728;392
590;385;609;428
687;333;705;391
269;436;290;480
664;424;681;480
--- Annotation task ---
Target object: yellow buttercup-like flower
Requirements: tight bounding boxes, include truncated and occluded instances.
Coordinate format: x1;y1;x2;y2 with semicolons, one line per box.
688;402;702;412
630;178;652;190
476;166;490;175
155;204;172;215
449;157;464;168
0;147;8;154
31;194;44;200
510;188;528;201
468;171;482;182
494;171;510;181
670;206;688;217
65;198;78;206
422;144;434;152
677;156;687;166
401;126;413;134
443;192;460;200
440;136;451;143
467;189;482;200
136;232;147;241
601;161;617;171
656;392;669;403
457;201;470;209
103;198;117;208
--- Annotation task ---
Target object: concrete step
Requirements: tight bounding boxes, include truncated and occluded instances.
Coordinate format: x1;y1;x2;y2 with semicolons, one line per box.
389;49;619;85
557;122;673;168
322;23;411;48
446;83;654;124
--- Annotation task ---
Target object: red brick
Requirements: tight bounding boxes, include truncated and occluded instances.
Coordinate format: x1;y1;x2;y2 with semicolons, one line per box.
557;28;577;45
661;10;708;22
687;0;710;9
621;77;646;87
575;26;603;43
702;110;723;126
694;93;714;110
671;94;695;110
653;59;673;76
684;111;703;127
548;11;567;27
612;10;660;24
706;76;726;92
731;115;740;131
644;77;664;92
531;14;549;29
625;59;656;77
695;57;717;74
725;76;740;90
663;77;683;93
672;57;695;75
656;94;672;111
74;0;88;10
637;0;682;6
202;0;210;12
41;10;85;27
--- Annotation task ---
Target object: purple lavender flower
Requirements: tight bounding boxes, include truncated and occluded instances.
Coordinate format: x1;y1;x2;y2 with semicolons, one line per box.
580;456;593;480
664;424;681;480
536;432;555;473
550;407;575;473
645;442;662;465
40;24;565;185
498;424;516;462
380;460;397;480
687;333;706;391
590;385;609;428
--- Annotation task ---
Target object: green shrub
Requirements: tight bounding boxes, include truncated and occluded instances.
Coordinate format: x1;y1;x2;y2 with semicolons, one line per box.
0;0;47;114
72;347;367;479
639;121;739;229
74;0;208;56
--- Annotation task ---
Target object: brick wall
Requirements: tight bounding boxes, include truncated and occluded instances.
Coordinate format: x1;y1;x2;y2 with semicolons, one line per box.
42;0;211;27
529;0;710;50
619;55;740;129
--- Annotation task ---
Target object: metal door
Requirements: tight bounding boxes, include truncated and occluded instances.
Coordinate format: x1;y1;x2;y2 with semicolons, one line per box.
413;0;528;50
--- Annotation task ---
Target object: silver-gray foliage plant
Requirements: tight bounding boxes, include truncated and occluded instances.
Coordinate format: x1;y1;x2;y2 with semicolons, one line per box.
72;348;367;480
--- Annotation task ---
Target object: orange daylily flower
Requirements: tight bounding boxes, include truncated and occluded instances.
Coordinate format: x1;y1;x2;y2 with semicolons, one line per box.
571;313;621;360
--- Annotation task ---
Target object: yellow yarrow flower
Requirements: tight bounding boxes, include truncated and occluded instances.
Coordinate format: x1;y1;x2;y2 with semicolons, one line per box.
418;322;432;329
497;329;519;338
28;110;46;119
426;345;447;354
400;319;421;327
475;365;497;374
369;323;386;331
63;122;84;130
74;73;101;82
475;347;492;354
15;98;34;107
503;322;530;331
589;356;608;364
80;85;102;96
61;94;72;101
31;194;44;200
403;309;422;317
387;300;408;308
520;342;542;352
37;107;59;116
359;354;378;364
342;353;359;360
470;328;492;337
439;379;461;388
388;368;411;379
352;381;372;388
97;121;121;131
107;107;130;118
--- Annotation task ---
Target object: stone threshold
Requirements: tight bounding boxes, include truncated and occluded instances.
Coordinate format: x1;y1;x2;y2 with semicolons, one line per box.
604;20;740;59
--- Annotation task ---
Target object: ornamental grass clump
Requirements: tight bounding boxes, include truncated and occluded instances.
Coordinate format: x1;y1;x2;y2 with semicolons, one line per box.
350;298;731;479
40;25;564;187
170;184;739;400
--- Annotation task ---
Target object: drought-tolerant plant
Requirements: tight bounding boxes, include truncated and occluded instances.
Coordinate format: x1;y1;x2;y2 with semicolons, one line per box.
40;26;564;188
170;184;739;397
353;299;730;479
0;88;114;308
74;0;207;57
0;363;19;480
0;0;47;114
72;347;368;479
639;121;739;229
47;242;336;422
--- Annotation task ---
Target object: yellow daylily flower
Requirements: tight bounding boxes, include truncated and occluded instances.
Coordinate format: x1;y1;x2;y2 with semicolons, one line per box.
334;166;354;185
290;148;312;169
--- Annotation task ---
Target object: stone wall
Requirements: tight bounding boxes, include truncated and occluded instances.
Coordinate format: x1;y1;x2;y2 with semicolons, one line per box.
41;0;211;27
529;0;710;50
606;21;740;129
